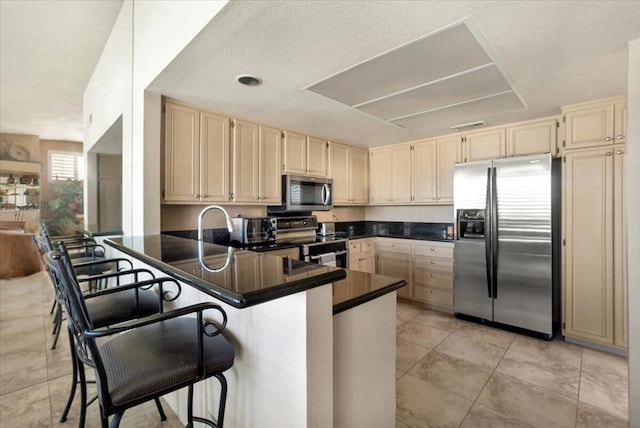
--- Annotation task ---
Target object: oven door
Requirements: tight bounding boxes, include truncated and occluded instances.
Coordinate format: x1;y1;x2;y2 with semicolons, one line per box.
285;175;333;211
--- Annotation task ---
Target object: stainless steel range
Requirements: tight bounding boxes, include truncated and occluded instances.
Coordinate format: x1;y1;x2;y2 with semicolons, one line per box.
274;215;348;268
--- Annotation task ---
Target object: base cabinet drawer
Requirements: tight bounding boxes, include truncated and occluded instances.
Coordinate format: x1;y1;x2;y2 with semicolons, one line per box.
413;286;453;307
413;269;453;290
413;257;453;273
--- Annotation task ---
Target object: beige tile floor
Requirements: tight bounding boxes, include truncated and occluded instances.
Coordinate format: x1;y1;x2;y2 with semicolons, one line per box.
395;300;630;428
0;273;630;427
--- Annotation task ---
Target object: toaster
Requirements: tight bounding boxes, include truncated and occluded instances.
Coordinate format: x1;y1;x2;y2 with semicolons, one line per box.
317;222;335;236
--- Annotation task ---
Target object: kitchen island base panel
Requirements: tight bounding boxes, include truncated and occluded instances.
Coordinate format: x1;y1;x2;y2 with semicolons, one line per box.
334;291;397;428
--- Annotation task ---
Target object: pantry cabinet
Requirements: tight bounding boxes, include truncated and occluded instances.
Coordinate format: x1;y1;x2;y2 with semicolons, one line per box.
163;102;230;203
563;146;626;348
231;120;282;204
329;142;369;205
506;117;559;157
283;131;328;177
562;96;626;150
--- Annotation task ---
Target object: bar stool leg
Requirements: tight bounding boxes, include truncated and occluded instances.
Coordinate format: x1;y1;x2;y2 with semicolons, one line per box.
59;329;77;422
153;398;167;421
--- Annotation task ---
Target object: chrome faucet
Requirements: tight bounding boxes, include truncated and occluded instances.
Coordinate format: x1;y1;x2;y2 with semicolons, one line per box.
197;205;234;241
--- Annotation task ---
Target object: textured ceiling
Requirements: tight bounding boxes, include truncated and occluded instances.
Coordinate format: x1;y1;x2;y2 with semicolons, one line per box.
1;1;639;147
151;0;640;147
0;0;123;141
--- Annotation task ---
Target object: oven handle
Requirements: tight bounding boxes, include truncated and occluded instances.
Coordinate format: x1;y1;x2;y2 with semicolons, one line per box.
309;250;348;260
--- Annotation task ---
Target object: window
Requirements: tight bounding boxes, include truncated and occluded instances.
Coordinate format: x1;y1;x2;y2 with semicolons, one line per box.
49;150;85;181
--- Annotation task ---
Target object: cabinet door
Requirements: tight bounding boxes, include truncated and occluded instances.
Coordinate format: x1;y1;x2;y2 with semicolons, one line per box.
201;112;230;202
377;252;411;297
436;136;459;203
563;147;614;344
164;103;200;202
613;148;627;348
411;140;437;203
564;103;614;150
360;253;376;274
307;136;328;177
614;102;626;145
232;119;259;203
349;147;369;204
390;144;412;203
369;148;391;204
329;142;349;204
507;118;558;157
283;131;307;175
259;125;282;204
464;128;506;162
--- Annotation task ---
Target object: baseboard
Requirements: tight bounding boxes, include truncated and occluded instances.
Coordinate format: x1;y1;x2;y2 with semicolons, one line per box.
564;335;628;357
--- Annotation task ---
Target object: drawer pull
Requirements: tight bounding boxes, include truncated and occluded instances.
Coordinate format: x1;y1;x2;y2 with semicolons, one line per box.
430;290;435;294
430;274;435;277
430;247;435;251
430;260;435;264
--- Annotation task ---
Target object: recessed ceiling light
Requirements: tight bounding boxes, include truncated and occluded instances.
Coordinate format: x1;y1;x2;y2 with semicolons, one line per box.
236;75;262;86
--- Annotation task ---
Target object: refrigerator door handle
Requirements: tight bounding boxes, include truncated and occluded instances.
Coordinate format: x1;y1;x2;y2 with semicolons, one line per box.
485;167;492;298
491;166;499;299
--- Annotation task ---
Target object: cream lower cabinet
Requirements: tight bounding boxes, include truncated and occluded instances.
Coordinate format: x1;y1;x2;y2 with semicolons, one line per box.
563;146;626;348
163;102;230;203
232;120;282;204
562;96;626;150
348;238;375;273
329;142;368;205
283;131;328;177
411;241;454;309
376;239;412;297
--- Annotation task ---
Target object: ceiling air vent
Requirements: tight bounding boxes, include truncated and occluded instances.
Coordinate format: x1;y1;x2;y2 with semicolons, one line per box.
450;120;485;132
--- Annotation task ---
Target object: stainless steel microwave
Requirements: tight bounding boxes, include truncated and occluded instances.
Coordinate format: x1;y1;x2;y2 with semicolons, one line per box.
277;175;333;212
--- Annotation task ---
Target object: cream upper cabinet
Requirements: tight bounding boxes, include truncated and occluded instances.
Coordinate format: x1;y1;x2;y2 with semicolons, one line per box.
562;96;625;150
411;139;437;203
307;136;329;177
563;147;615;345
283;131;328;177
164;102;199;202
506;117;559;157
390;144;412;203
436;136;459;204
232;120;282;204
232;119;260;203
329;142;368;205
163;102;230;203
462;128;506;162
259;125;283;204
200;111;231;202
613;147;627;348
369;147;391;204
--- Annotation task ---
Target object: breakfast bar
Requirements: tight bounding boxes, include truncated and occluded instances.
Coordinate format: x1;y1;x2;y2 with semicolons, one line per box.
104;234;405;427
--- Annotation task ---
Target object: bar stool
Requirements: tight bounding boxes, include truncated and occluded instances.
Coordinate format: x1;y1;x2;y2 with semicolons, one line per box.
44;248;234;428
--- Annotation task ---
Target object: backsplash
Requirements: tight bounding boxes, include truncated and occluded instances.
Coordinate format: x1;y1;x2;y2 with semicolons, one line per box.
335;221;453;241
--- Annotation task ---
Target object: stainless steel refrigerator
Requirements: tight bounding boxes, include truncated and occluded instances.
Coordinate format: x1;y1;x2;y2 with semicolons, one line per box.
453;153;560;339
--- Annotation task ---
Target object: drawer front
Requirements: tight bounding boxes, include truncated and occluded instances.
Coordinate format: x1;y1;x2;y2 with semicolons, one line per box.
413;257;453;273
361;239;375;253
412;243;454;259
348;241;362;254
413;269;453;290
413;286;453;307
377;239;411;254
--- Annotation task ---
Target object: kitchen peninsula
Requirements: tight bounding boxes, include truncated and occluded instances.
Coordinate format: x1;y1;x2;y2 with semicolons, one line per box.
104;234;405;427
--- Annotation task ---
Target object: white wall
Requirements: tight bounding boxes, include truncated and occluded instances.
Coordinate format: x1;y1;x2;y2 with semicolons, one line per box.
83;0;229;235
626;37;640;427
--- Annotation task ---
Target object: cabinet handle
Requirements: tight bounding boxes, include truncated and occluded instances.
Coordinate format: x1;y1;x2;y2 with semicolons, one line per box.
430;247;435;251
616;150;624;154
616;135;624;140
605;151;612;156
406;259;410;263
437;197;441;200
605;137;613;141
193;194;200;198
430;260;435;264
430;290;435;294
430;273;435;277
432;197;436;200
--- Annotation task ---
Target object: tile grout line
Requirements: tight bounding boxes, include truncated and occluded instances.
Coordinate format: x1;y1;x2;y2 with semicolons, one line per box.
574;347;584;428
456;332;517;427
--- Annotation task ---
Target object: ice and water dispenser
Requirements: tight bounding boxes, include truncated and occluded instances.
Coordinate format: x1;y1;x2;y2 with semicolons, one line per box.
456;209;485;239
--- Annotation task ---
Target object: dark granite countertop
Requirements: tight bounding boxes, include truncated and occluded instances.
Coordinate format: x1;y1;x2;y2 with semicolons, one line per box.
105;235;346;309
332;271;406;315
